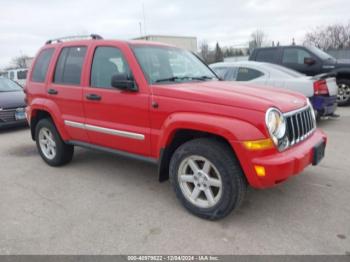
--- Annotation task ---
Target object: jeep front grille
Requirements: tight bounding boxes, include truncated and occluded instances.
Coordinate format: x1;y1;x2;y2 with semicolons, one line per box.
285;106;316;147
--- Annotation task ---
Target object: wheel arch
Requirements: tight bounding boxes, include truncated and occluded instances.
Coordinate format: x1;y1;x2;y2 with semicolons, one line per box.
157;113;265;182
29;101;68;141
331;68;350;80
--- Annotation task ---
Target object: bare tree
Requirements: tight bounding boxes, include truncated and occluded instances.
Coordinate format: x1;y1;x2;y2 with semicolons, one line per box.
10;55;31;69
200;40;210;63
304;22;350;50
249;30;267;49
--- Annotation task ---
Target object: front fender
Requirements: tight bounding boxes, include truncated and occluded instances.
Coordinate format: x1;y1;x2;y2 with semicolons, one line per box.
157;112;266;154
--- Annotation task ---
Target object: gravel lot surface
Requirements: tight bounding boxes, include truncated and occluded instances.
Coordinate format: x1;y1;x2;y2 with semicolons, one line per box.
0;108;349;255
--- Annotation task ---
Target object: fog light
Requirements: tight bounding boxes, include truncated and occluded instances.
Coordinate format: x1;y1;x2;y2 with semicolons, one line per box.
243;139;274;150
254;165;266;177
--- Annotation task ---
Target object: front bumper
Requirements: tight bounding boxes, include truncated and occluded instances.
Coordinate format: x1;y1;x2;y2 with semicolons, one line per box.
231;129;327;189
0;119;27;129
0;108;28;129
310;95;337;116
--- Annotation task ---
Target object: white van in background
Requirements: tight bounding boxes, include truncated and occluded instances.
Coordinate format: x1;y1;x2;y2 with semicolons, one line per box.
6;68;28;87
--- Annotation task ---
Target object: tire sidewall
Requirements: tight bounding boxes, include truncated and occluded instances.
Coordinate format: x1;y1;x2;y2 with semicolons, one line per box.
337;79;350;106
169;140;242;219
35;118;66;166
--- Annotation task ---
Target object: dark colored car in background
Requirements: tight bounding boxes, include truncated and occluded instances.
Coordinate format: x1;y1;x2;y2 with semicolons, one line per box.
0;77;27;128
249;45;350;106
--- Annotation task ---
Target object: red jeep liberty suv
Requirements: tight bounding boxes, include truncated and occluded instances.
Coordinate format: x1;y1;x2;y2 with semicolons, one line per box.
25;35;327;220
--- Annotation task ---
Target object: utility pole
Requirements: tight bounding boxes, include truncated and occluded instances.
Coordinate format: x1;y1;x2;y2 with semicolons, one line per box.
142;3;147;36
139;22;142;37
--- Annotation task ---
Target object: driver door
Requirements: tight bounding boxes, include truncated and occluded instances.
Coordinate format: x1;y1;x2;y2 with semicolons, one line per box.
82;44;151;156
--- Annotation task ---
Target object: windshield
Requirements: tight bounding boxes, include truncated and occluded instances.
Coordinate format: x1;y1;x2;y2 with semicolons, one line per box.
0;78;22;92
132;45;217;84
266;63;305;78
308;46;336;61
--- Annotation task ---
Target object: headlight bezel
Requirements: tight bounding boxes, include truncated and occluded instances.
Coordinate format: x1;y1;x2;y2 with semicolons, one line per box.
265;107;289;151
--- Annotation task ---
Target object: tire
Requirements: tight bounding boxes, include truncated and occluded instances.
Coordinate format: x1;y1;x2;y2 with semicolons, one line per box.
169;138;247;220
35;118;74;166
337;79;350;106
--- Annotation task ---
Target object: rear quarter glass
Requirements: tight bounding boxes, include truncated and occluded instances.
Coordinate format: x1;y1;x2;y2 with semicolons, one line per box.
31;48;55;83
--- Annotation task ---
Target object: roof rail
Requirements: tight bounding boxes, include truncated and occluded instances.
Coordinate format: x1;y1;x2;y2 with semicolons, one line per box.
45;34;103;45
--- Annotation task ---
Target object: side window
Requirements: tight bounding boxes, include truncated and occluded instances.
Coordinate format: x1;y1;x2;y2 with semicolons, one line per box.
91;46;130;88
255;49;277;63
282;48;312;64
32;48;54;83
9;71;15;80
212;67;236;81
236;67;264;81
54;46;87;85
17;70;28;80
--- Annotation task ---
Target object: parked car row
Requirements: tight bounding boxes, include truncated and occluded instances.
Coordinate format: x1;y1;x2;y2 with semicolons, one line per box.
248;45;350;106
3;68;28;87
210;61;338;119
0;77;27;128
22;35;327;220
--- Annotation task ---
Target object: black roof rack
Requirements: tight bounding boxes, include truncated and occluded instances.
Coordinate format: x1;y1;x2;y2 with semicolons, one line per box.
45;34;103;45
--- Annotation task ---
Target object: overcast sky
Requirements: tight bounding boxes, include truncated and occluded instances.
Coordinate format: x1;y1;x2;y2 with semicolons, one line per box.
0;0;349;68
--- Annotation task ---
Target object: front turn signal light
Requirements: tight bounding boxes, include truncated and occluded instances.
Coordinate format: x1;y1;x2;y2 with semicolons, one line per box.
243;139;274;151
254;165;266;177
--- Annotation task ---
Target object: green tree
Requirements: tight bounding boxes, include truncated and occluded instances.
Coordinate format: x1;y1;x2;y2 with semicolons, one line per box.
214;42;224;62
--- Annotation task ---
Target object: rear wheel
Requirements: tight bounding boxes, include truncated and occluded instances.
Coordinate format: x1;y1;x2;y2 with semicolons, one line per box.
169;138;247;220
35;118;74;166
337;79;350;106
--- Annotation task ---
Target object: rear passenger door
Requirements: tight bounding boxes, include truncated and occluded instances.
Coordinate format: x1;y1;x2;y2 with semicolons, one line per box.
48;45;89;142
83;44;151;156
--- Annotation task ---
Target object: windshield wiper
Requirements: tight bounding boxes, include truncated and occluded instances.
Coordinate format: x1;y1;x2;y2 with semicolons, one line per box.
191;76;215;81
155;76;214;83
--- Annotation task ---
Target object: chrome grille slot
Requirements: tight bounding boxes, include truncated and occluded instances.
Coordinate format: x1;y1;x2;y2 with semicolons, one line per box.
0;109;16;123
285;106;315;148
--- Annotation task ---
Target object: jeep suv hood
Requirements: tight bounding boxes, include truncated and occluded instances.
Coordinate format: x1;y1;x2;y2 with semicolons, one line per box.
152;81;307;113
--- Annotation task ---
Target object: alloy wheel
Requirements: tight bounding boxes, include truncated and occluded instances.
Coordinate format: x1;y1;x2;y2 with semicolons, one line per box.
338;83;350;103
177;155;223;208
38;127;57;160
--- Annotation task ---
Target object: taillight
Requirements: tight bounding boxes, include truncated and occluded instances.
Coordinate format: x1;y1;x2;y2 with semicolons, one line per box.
313;80;329;95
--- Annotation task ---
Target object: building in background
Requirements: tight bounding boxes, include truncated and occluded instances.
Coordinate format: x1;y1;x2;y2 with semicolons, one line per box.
327;49;350;60
133;35;198;52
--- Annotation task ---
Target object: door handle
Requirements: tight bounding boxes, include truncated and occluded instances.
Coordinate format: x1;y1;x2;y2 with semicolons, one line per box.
48;88;58;95
86;94;102;101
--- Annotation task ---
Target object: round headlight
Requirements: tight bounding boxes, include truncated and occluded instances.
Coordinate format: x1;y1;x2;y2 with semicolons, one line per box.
265;108;286;144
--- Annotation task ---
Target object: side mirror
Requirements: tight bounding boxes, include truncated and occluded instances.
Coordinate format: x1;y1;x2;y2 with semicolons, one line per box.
304;57;316;66
111;74;138;92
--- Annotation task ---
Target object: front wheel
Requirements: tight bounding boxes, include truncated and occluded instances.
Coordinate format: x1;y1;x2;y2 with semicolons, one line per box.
337;79;350;106
169;138;247;220
35;118;74;166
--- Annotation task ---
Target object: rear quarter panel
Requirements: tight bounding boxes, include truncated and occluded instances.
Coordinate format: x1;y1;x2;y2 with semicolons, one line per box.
326;77;338;96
